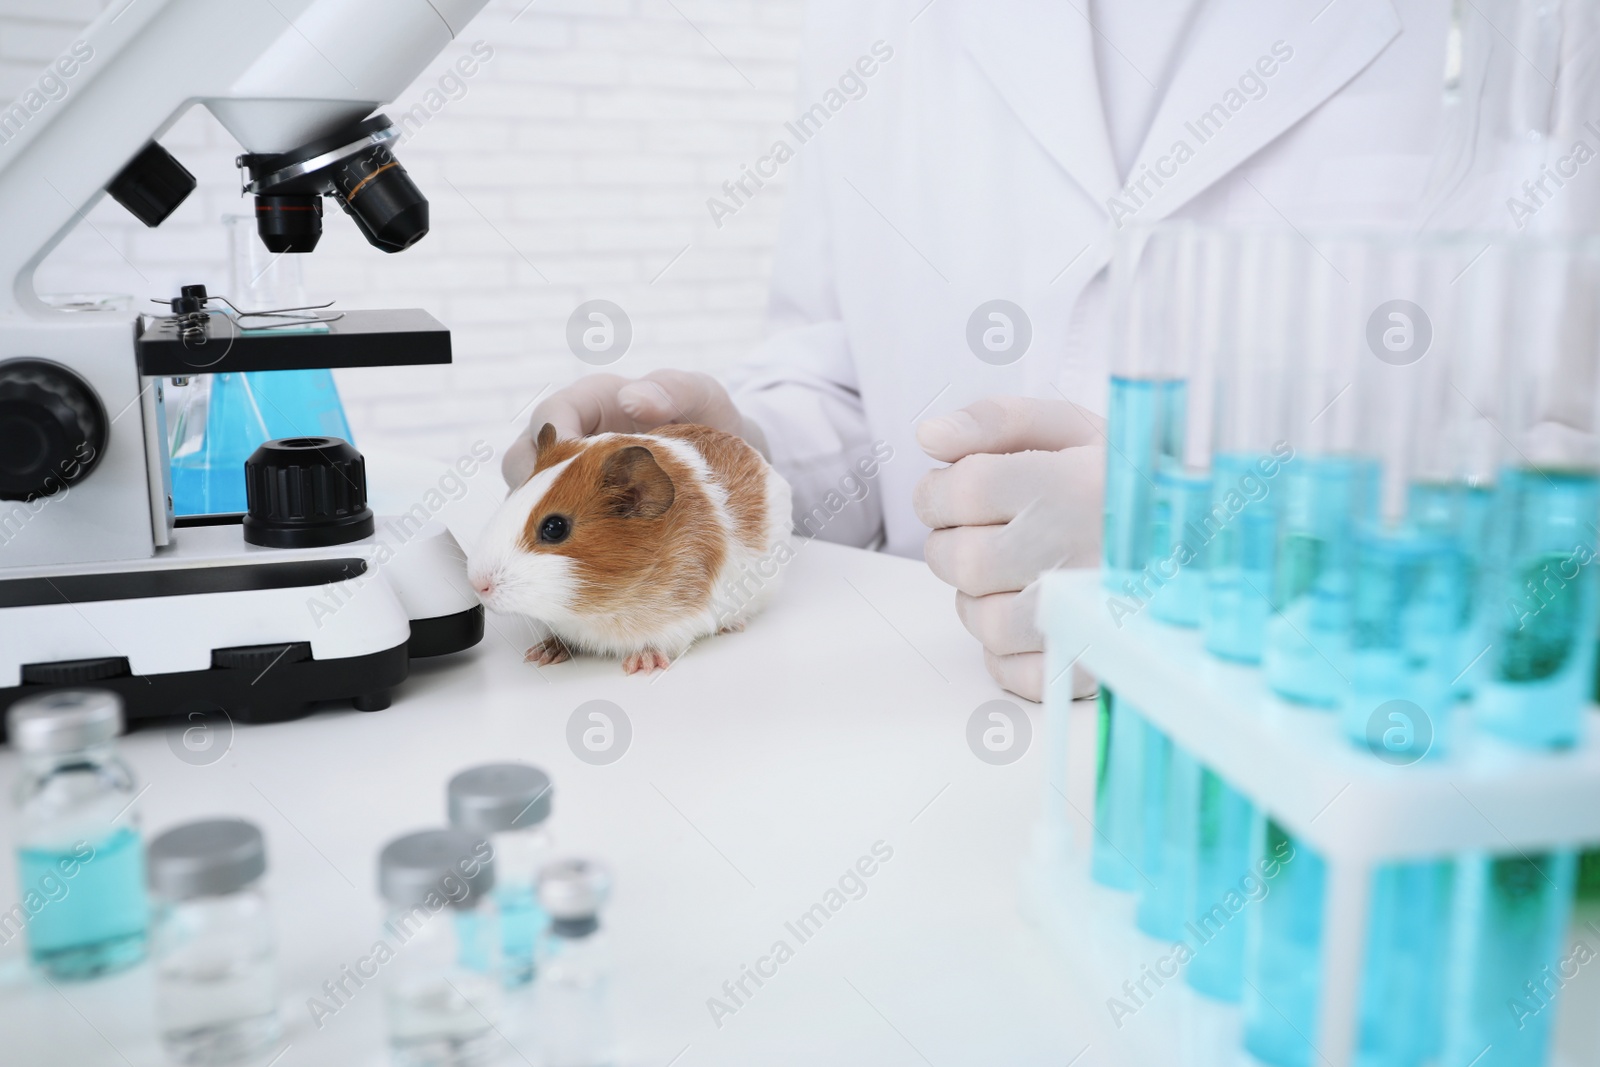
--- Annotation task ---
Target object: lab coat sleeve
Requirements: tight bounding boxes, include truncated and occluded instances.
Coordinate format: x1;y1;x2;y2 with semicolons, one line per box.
725;65;882;550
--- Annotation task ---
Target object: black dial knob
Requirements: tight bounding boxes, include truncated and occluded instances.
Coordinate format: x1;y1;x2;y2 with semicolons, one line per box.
0;359;107;502
243;436;374;548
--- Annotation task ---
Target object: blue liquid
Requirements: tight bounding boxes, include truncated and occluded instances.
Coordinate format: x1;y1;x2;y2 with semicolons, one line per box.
1149;469;1213;627
1243;822;1325;1067
1104;377;1187;591
18;827;148;979
1204;452;1285;663
1184;770;1254;1001
1263;456;1379;707
1410;482;1493;701
1356;861;1451;1067
1476;468;1600;748
1090;689;1146;891
1136;735;1194;941
1443;851;1576;1067
171;369;352;516
495;885;546;987
1342;522;1465;761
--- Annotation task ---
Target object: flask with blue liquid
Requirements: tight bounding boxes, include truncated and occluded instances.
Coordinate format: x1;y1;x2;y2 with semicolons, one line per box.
166;216;353;515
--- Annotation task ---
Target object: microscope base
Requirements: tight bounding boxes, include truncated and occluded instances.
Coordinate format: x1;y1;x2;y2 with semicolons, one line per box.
0;520;484;733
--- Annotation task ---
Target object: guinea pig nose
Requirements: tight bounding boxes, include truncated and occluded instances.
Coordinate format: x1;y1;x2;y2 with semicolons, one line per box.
471;574;496;597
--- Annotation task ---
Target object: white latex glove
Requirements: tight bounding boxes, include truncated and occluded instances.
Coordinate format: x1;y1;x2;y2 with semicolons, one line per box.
914;397;1105;702
503;370;765;487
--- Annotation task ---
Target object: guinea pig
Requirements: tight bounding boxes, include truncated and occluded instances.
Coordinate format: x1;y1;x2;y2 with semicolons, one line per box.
467;423;794;673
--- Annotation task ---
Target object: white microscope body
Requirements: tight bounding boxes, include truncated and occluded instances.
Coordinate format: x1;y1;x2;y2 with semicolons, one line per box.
0;0;493;725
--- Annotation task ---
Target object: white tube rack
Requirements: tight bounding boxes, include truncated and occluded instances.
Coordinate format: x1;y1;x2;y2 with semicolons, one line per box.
1022;569;1600;1067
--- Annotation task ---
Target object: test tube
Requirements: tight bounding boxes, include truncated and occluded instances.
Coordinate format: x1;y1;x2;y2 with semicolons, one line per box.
1089;688;1146;891
1183;768;1254;1001
1340;236;1473;756
1103;227;1189;595
1472;236;1600;749
1093;229;1192;895
1261;236;1375;707
1204;229;1298;664
1149;225;1221;628
1444;850;1578;1067
1241;817;1326;1067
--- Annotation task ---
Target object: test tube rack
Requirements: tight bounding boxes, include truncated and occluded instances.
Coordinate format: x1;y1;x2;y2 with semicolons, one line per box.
1020;568;1600;1067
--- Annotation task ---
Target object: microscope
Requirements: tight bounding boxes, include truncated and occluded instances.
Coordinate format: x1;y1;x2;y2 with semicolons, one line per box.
0;0;496;728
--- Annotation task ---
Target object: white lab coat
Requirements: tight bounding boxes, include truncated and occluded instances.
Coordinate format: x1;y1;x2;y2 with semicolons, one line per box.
728;0;1450;558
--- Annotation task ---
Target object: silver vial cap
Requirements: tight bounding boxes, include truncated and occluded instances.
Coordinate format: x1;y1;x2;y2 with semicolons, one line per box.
538;858;611;921
378;829;494;908
148;819;266;899
7;690;123;754
447;763;552;835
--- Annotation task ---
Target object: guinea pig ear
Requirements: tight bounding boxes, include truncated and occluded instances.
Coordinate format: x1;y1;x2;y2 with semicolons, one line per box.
535;423;558;456
599;445;674;519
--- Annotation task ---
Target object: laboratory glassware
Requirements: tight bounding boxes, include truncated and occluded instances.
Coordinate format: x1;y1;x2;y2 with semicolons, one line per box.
8;689;148;979
148;818;281;1065
448;763;554;988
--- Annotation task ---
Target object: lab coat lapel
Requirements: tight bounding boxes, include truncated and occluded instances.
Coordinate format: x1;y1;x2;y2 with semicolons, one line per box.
1115;0;1403;225
955;0;1121;207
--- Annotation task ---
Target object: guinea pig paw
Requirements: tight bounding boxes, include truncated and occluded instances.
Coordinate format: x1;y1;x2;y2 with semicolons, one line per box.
622;648;672;674
524;637;572;667
716;620;746;635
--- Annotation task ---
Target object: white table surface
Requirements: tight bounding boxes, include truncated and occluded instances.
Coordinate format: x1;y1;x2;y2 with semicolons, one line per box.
0;461;1095;1067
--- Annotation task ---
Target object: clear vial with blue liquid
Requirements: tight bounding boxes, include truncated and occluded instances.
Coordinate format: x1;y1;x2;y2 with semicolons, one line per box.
448;763;554;989
379;829;502;1067
7;690;148;980
1148;467;1213;627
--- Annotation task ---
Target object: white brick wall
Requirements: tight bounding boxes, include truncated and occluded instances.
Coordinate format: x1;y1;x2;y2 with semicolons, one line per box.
0;0;807;463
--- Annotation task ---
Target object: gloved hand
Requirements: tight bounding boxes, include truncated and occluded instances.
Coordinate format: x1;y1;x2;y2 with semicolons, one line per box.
914;396;1105;702
502;370;764;487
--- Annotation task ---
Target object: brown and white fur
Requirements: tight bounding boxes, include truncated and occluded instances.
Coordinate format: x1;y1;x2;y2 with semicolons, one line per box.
467;423;793;673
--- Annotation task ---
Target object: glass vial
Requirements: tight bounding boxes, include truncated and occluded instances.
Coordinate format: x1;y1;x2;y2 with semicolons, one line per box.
148;819;281;1065
7;690;148;979
379;829;501;1067
536;859;615;1067
447;763;553;988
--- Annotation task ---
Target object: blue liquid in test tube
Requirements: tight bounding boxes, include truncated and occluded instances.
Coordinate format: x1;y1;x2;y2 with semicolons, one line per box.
1355;861;1452;1067
1342;520;1464;761
1475;468;1600;749
1204;452;1284;663
1243;821;1325;1067
1091;689;1146;891
1444;851;1577;1067
1136;738;1196;941
1149;469;1213;627
1104;376;1187;593
1264;456;1378;707
1184;769;1254;1001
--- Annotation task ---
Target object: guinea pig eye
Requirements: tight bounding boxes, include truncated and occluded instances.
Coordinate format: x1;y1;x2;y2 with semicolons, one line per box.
537;514;571;545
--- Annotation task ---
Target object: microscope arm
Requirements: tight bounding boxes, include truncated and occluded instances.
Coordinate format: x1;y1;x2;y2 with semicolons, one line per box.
0;0;489;321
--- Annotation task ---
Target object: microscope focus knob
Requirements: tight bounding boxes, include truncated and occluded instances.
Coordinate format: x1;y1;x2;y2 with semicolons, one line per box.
243;436;375;549
0;359;108;502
